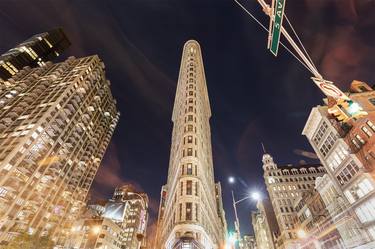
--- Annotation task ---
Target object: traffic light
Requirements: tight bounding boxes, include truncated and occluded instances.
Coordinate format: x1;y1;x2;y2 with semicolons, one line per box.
328;98;367;122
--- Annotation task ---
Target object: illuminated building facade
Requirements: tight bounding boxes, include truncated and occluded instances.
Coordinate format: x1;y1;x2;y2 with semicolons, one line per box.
303;80;375;248
0;28;70;80
0;55;120;245
262;152;325;249
293;189;343;249
155;40;227;249
241;235;257;249
110;184;149;249
251;198;279;249
67;184;148;249
66;207;124;249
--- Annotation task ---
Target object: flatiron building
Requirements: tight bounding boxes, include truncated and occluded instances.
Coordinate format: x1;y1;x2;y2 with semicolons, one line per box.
155;40;227;249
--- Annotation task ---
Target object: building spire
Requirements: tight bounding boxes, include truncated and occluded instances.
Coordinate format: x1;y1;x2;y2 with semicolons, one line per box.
261;142;266;154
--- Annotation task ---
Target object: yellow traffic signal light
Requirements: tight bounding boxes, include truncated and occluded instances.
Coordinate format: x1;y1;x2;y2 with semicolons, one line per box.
328;98;367;122
328;103;350;122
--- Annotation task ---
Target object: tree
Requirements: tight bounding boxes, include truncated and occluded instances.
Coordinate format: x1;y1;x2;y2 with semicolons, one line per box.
0;232;54;249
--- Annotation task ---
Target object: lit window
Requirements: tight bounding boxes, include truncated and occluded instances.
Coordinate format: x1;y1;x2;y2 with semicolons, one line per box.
187;163;192;175
186;181;192;195
362;126;372;138
367;121;375;132
186;203;192;220
355;134;365;145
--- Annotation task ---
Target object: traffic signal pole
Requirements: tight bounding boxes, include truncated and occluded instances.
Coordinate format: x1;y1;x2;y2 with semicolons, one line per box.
235;0;368;121
256;0;323;80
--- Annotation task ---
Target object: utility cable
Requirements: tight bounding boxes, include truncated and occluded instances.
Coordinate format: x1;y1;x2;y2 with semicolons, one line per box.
233;0;316;75
284;14;318;71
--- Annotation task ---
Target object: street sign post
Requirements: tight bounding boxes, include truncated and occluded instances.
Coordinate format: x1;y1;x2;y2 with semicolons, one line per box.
270;0;286;56
311;77;349;100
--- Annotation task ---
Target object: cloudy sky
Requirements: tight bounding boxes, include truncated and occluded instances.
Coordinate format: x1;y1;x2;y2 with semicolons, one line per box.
1;0;374;238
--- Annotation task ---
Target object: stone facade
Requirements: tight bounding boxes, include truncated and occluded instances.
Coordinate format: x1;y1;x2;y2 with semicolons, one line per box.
251;198;279;249
262;152;325;249
293;189;343;248
303;81;375;248
155;40;227;249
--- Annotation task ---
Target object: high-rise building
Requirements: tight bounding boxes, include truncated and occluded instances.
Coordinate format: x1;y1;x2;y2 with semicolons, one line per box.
155;40;227;249
303;80;375;248
0;28;70;81
66;205;125;249
0;55;120;245
262;152;326;248
251;198;279;249
67;184;148;249
109;184;149;249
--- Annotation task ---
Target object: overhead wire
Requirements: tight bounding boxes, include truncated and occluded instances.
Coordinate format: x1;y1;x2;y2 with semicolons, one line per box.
284;14;318;72
233;0;316;75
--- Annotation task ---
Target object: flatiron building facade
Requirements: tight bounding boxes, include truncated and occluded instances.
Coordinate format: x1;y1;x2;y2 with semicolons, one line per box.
0;55;119;245
155;40;227;249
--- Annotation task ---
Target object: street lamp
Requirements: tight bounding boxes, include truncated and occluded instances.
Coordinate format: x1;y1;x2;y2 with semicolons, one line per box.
297;229;307;239
92;225;101;235
231;191;261;248
228;176;235;184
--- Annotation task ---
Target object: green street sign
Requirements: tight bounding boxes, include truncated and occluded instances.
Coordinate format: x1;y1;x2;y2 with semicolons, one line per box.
270;0;286;56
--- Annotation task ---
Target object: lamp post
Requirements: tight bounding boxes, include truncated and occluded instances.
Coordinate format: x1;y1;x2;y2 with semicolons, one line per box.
231;191;261;249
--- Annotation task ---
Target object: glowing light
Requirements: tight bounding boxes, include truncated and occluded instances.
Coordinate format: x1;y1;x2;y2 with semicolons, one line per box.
251;191;261;201
347;101;361;115
297;229;307;239
227;232;237;244
228;177;235;184
92;225;101;234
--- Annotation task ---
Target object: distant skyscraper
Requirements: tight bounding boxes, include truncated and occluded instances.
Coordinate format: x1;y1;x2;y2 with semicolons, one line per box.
251;198;279;249
109;184;149;249
303;80;375;248
67;184;148;249
0;28;70;80
155;40;227;249
0;55;119;245
262;152;325;249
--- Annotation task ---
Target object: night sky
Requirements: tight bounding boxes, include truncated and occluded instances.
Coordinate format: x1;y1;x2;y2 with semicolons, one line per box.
1;0;375;240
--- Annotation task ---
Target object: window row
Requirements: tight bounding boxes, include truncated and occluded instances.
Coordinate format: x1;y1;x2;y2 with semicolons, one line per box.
345;177;374;204
177;202;199;222
185;84;196;91
182;148;197;157
351;133;366;149
181;163;198;176
184;125;196;133
326;143;349;171
336;161;360;186
180;180;199;196
183;135;197;145
313;121;328;145
268;176;317;183
355;197;375;223
184;106;196;114
319;132;337;157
